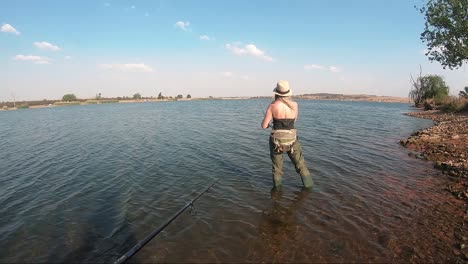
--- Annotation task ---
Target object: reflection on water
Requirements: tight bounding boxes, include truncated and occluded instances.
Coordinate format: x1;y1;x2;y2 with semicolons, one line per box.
0;100;457;263
252;188;312;263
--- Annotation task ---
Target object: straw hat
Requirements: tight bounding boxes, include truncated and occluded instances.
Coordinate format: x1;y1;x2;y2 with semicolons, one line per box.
273;80;292;97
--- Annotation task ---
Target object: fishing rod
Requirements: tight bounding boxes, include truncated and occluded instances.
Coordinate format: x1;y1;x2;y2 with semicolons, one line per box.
114;178;220;264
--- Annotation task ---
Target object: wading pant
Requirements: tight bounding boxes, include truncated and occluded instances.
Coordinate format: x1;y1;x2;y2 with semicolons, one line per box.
269;137;313;188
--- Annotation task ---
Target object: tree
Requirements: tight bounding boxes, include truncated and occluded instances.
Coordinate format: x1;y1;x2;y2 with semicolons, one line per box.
157;92;164;100
176;94;183;99
187;94;191;99
409;67;449;106
409;66;427;106
459;86;468;98
423;75;449;101
133;93;142;100
62;94;77;101
419;0;468;69
96;92;102;100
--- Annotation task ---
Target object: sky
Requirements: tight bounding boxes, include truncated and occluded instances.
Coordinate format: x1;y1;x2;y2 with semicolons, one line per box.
0;0;467;101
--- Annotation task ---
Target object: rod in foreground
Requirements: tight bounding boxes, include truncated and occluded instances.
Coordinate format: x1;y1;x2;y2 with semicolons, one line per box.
114;179;219;264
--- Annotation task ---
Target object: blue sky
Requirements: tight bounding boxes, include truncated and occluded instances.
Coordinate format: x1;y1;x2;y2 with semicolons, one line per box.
1;0;466;101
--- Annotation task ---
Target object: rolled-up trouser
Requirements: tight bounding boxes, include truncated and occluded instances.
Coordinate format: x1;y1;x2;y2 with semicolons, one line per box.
269;137;313;188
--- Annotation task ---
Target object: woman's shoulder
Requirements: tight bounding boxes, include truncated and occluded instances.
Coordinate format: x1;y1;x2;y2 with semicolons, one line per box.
270;100;280;106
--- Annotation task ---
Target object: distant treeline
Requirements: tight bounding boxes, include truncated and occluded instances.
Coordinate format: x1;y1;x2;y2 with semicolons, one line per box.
0;99;60;108
295;93;378;100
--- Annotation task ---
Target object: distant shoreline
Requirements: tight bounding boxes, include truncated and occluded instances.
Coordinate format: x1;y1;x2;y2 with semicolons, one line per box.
294;94;409;103
0;93;410;111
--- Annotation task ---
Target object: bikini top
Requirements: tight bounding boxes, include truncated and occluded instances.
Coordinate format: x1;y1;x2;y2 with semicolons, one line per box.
272;118;295;130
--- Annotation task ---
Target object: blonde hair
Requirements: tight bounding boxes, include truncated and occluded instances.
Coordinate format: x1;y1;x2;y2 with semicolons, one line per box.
274;95;294;109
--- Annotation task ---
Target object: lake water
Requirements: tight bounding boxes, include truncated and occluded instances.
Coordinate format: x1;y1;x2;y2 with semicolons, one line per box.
0;99;452;263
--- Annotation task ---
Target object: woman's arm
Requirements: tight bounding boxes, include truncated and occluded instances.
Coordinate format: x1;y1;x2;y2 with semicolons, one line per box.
294;102;299;121
261;105;272;129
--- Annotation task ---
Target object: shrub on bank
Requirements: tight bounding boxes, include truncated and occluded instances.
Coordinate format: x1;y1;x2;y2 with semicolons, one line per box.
440;97;468;113
434;93;449;105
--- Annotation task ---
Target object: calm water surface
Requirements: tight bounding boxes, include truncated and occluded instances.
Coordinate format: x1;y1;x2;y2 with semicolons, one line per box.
0;100;448;263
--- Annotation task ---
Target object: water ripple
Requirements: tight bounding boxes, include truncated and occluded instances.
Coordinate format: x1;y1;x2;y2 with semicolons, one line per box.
0;100;445;263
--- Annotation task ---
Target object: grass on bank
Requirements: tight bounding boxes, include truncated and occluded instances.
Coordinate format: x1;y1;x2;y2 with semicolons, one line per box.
425;96;468;113
439;97;468;113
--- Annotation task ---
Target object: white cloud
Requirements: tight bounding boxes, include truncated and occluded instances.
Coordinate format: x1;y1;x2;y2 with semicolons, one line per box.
174;21;190;31
221;72;249;80
34;42;61;51
304;64;325;70
200;35;210;41
35;60;50;65
1;23;20;35
304;64;341;73
14;55;50;64
100;63;153;72
225;43;274;62
64;56;72;60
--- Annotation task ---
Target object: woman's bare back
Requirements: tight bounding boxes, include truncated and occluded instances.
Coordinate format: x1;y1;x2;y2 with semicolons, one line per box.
270;100;298;119
261;99;298;129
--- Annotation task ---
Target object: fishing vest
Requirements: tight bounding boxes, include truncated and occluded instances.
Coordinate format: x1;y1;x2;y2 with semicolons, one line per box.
270;129;297;153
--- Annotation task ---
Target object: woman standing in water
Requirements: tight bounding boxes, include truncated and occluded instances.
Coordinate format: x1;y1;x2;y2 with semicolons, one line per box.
261;80;313;189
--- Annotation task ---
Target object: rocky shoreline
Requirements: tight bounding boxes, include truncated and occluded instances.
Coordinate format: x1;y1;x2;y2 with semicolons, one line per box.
400;110;468;199
400;110;468;262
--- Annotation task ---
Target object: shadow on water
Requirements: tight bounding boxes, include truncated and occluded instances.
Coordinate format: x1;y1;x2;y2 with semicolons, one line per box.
247;187;312;263
46;193;140;263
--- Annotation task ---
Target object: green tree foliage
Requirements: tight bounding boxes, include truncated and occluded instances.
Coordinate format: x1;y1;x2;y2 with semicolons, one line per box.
133;93;142;100
424;75;450;100
96;92;102;100
187;94;191;99
419;0;468;69
176;94;183;99
62;94;77;101
459;86;468;98
410;72;449;106
157;92;164;99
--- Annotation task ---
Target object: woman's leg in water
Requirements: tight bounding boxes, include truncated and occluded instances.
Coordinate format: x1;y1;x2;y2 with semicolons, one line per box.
269;137;284;188
288;140;313;188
